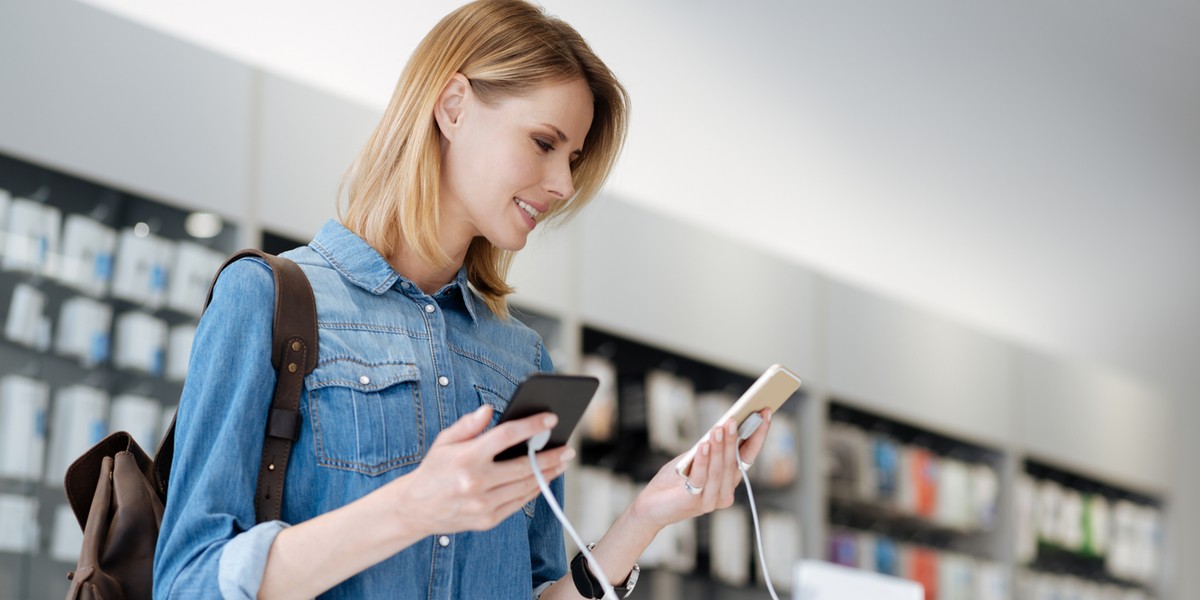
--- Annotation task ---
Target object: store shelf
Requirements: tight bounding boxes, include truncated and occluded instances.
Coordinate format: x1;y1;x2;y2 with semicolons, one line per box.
0;150;239;600
1016;457;1164;597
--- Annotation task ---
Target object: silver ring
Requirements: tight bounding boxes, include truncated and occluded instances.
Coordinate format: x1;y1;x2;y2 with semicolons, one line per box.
684;480;703;496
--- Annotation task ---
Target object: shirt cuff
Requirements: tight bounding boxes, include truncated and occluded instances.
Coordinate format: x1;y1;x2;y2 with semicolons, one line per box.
533;579;555;599
218;520;290;599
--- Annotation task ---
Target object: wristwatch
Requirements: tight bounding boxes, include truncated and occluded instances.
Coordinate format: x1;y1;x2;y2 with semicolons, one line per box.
570;543;639;599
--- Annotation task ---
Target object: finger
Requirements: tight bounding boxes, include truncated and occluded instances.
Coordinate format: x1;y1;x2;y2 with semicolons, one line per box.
477;412;558;457
488;464;565;511
432;405;493;446
488;445;575;487
712;420;737;501
687;438;713;491
736;409;772;465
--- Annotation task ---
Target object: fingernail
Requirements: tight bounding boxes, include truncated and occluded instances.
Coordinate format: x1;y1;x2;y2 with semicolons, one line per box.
543;414;558;428
562;448;576;461
715;428;724;443
702;443;710;456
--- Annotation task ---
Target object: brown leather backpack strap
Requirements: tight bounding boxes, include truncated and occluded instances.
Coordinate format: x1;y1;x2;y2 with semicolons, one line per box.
152;249;318;524
253;252;318;523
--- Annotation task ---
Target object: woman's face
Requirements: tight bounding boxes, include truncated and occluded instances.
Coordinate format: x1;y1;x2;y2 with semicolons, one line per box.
438;77;595;253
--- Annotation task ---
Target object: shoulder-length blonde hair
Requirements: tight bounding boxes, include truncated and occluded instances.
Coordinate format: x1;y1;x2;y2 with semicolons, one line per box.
340;0;629;318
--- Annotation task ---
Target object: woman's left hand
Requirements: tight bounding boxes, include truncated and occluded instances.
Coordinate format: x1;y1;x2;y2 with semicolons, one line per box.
630;409;772;529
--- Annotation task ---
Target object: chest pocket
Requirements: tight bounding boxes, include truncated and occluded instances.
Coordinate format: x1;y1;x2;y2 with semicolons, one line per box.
307;359;425;476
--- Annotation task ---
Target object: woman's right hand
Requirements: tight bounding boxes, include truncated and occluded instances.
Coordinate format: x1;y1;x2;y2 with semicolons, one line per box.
384;404;574;536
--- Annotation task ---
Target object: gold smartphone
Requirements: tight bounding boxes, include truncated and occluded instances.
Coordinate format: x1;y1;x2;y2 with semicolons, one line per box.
674;363;802;478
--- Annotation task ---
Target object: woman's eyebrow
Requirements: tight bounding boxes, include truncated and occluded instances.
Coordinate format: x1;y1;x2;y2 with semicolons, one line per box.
541;123;583;156
541;123;569;143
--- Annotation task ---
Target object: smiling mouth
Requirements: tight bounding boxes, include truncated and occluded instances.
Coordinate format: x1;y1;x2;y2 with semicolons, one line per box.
514;198;542;221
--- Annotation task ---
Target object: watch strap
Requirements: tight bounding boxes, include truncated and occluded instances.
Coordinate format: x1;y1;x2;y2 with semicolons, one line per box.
569;544;637;599
570;549;601;598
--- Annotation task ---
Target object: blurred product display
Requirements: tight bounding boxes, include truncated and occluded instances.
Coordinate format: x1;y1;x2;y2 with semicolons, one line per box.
1019;462;1164;593
0;153;237;600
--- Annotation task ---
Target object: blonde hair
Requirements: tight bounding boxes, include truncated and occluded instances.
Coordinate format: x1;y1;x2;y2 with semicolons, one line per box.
340;0;629;318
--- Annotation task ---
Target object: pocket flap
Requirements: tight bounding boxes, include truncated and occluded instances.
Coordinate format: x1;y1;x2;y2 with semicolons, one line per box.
307;360;420;392
475;385;512;414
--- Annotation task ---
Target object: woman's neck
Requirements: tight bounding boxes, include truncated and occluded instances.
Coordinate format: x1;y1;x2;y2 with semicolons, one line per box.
387;239;468;296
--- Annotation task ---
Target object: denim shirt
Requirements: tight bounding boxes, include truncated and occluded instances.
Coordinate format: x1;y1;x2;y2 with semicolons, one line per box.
154;220;566;599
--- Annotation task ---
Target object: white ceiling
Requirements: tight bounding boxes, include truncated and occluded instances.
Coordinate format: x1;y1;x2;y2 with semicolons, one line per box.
78;0;1200;401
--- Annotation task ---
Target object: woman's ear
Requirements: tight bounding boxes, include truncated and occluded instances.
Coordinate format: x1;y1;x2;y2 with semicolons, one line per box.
434;73;471;141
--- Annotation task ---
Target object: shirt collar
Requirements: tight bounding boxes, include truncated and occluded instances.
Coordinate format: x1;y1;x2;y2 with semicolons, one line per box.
309;220;479;323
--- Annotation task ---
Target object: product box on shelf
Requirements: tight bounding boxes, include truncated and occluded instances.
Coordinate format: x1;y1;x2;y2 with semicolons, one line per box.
55;295;112;367
0;375;50;481
44;385;109;486
2;199;62;277
111;228;174;310
57;214;116;298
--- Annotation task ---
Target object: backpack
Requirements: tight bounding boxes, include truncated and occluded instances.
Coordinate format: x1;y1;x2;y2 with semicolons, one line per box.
61;250;318;600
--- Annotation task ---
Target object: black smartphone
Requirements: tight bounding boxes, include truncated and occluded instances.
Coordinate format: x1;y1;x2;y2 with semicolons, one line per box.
492;373;600;461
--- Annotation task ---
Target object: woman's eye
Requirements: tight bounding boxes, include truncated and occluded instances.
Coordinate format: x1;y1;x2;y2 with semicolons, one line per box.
534;138;553;153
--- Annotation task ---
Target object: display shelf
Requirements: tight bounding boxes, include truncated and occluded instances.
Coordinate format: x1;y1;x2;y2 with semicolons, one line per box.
828;491;994;539
0;151;239;600
1017;457;1163;596
822;399;1008;599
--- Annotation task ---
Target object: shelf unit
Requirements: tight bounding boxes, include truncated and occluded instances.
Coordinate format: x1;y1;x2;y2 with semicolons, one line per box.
822;400;1010;600
1016;458;1164;600
0;152;239;599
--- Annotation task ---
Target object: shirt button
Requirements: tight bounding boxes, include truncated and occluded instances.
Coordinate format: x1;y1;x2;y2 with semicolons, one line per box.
438;376;449;387
359;375;370;385
438;535;450;547
424;304;436;313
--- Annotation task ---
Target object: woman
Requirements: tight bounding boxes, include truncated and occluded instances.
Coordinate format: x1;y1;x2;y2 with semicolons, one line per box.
153;1;772;598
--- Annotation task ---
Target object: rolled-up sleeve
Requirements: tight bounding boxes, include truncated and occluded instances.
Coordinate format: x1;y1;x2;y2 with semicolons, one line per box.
217;520;289;599
153;258;284;599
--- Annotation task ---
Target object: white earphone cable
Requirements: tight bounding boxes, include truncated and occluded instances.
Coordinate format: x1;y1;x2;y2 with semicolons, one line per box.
738;445;782;600
529;445;619;600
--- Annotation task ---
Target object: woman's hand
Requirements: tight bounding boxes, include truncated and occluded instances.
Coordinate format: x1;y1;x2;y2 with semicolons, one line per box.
382;404;575;537
630;409;772;529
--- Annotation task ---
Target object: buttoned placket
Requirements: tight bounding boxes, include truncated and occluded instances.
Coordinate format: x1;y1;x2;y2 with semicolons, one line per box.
411;284;460;600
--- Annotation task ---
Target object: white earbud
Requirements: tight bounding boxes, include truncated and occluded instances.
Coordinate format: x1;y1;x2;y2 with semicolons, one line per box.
738;413;764;441
529;430;552;452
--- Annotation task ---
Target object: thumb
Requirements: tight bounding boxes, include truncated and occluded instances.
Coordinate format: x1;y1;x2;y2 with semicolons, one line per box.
433;404;493;446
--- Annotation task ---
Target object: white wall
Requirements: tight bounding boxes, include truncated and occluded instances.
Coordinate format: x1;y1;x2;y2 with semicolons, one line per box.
256;73;379;241
1169;396;1199;598
822;279;1016;447
577;197;818;379
1015;350;1174;493
0;0;253;222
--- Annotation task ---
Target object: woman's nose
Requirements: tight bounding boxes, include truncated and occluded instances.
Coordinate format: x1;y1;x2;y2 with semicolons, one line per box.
545;159;576;200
